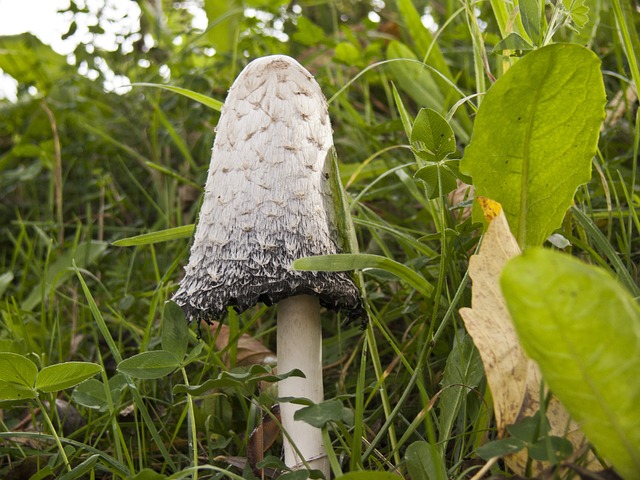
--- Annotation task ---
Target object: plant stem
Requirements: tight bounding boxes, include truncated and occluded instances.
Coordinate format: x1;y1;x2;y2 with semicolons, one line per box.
277;295;329;478
182;367;199;480
36;397;71;472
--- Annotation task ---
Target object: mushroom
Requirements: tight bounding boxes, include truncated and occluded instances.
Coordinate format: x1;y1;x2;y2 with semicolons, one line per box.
173;55;364;477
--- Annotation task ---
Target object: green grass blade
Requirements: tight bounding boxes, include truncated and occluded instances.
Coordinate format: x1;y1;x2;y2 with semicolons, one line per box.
74;265;177;471
113;225;195;247
293;253;434;298
130;82;223;111
571;207;639;296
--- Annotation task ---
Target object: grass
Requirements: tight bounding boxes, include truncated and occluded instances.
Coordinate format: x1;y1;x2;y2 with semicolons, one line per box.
0;0;638;479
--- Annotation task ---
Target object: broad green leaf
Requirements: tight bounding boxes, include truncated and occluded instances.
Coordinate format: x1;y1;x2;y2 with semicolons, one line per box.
501;248;640;478
22;241;108;311
130;83;222;111
337;472;402;480
414;164;458;199
0;352;37;398
202;0;242;54
293;253;433;298
410;108;456;163
460;44;606;248
294;399;344;428
112;225;195;247
292;17;327;46
405;441;447;480
334;42;361;65
0;379;37;400
507;412;549;444
492;33;534;55
529;436;573;463
72;374;126;412
71;378;108;410
117;351;181;379
35;362;102;392
0;33;69;93
520;0;542;45
476;438;526;460
162;301;190;360
438;334;483;448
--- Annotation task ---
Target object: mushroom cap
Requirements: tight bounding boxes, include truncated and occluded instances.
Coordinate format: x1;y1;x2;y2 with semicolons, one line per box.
173;55;364;323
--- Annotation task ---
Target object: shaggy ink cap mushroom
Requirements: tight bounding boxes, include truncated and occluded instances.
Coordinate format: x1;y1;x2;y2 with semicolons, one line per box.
173;55;364;324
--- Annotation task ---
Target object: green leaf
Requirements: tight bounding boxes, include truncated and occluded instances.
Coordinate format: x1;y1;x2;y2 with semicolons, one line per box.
57;454;99;480
0;33;69;93
173;365;304;396
414;164;458;199
507;412;549;443
112;225;195;247
0;352;37;387
337;472;403;480
0;271;13;297
520;0;542;45
492;33;534;55
334;42;361;65
72;374;126;412
501;248;640;478
563;0;590;28
0;380;37;401
294;399;344;428
438;334;484;447
529;436;573;464
22;241;108;311
386;42;445;116
35;362;102;392
460;44;606;248
405;441;447;480
0;352;37;399
202;0;242;54
391;82;414;140
126;468;169;480
71;378;108;411
394;0;453;82
117;351;181;380
410;108;456;163
476;437;526;460
293;253;434;298
162;301;189;361
292;16;327;46
130;83;222;111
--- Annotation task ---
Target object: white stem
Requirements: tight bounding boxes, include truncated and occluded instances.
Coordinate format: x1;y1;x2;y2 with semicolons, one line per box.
277;295;329;478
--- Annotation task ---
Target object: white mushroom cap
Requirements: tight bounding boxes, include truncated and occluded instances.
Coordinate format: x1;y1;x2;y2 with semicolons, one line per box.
173;55;363;323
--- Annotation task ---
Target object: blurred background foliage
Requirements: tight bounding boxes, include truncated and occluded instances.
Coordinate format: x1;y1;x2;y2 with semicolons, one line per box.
0;0;638;477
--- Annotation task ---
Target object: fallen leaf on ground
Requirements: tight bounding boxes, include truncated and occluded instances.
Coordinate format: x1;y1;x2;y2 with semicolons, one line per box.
210;321;276;367
459;197;594;475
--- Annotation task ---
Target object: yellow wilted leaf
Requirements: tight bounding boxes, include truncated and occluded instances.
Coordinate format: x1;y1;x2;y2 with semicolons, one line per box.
459;198;593;475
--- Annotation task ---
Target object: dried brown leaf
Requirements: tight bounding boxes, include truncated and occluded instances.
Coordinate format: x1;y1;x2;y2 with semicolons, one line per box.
210;321;276;367
459;197;594;475
247;405;281;476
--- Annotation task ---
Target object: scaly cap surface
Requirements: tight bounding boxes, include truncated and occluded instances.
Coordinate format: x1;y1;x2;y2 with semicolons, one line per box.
173;55;363;323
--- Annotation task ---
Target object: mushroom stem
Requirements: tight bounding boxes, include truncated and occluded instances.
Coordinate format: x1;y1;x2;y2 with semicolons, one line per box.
277;294;329;477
